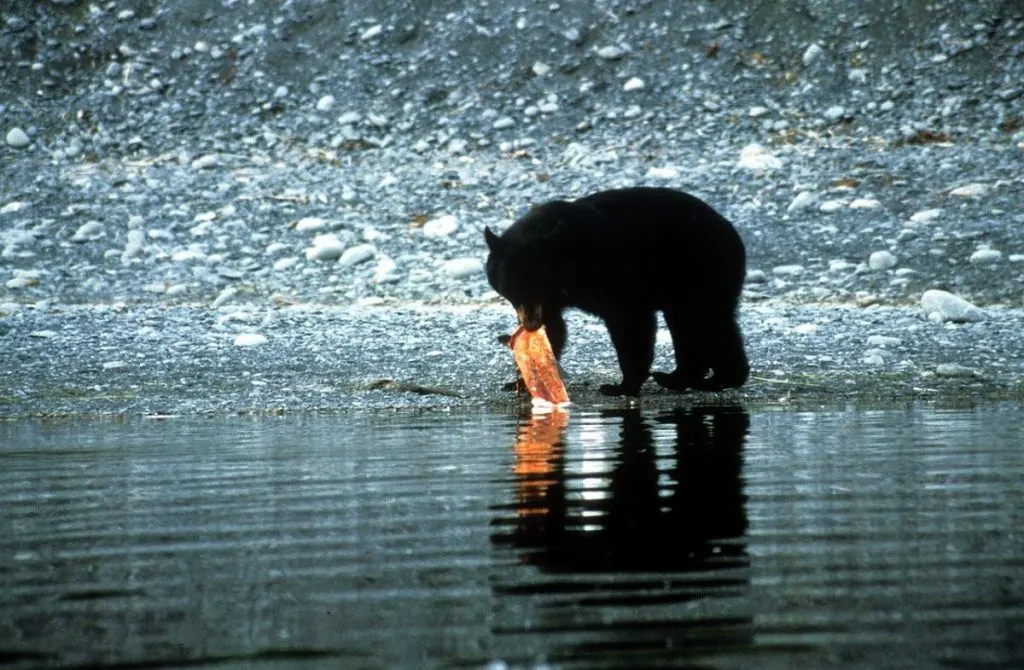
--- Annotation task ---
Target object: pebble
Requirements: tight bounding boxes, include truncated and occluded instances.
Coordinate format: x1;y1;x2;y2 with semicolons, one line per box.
849;198;881;209
30;330;58;339
787;191;817;212
102;360;127;371
909;208;943;223
360;24;383;41
422;214;458;238
920;289;984;323
373;257;401;284
5;127;30;148
191;154;220;170
935;363;978;378
234;333;268;347
295;216;327;232
305;234;346;261
823;106;846;123
737;143;781;170
273;257;298;271
623;77;645;92
645;166;679;179
339;244;375;267
596;45;627;60
71;221;105;243
316;95;336;112
868;250;898;270
492;117;515;130
802;43;824;67
442;258;483;278
772;264;805;277
818;199;846;213
6;271;41;289
532;62;551;77
949;183;989;198
337;111;362;126
745;269;767;283
211;286;238;309
867;335;902;347
969;247;1002;264
1;201;27;214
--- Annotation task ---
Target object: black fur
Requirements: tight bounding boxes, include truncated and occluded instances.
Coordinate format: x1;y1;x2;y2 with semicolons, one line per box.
484;187;748;396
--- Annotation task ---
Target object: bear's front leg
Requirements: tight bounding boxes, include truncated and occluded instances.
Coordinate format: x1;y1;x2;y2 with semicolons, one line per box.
599;310;656;396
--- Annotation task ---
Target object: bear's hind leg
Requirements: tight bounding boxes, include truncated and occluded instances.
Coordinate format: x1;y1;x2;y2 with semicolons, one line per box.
697;314;749;391
599;310;656;396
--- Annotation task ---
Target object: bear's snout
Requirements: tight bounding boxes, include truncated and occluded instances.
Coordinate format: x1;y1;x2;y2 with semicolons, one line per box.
515;304;544;330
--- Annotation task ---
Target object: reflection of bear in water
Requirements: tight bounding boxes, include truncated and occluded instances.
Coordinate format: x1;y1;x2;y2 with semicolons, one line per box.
492;406;749;576
484;187;749;396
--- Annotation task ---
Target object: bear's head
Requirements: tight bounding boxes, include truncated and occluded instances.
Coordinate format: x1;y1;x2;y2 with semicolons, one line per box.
484;221;560;331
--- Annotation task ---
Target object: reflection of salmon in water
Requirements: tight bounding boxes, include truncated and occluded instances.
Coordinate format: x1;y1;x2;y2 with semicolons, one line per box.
507;326;570;405
513;409;569;518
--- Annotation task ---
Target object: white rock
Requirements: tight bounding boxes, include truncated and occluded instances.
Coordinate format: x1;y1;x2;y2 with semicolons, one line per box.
6;274;38;289
360;24;383;41
737;143;781;170
645;166;679;179
920;289;984;323
171;249;207;263
30;330;58;339
5;127;30;148
969;248;1002;264
234;333;268;347
295;216;327;232
305;234;345;261
909;208;943;223
749;106;769;118
442;258;483;278
935;363;978;378
211;286;238;309
532;61;551;76
492;116;515;130
1;201;27;214
596;45;627;60
191;154;220;170
745;269;767;283
423;214;458;238
786;191;816;212
793;323;818;334
868;250;897;270
373;257;400;284
818;199;846;213
949;183;989;198
849;198;882;209
337;111;362;126
772;264;804;277
339;243;375;267
823;105;846;123
71;220;105;243
802;43;824;67
102;360;127;371
623;77;645;92
273;257;298;271
316;95;336;112
867;335;902;347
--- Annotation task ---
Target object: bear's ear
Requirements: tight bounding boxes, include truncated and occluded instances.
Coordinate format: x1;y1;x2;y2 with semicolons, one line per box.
484;226;501;251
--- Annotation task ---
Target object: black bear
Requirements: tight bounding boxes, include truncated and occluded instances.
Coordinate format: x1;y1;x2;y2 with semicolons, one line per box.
484;186;748;397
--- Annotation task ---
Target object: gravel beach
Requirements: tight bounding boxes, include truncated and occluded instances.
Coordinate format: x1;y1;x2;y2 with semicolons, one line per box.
2;0;1022;417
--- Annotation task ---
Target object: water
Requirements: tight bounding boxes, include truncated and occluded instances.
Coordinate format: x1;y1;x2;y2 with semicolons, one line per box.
2;405;1023;669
